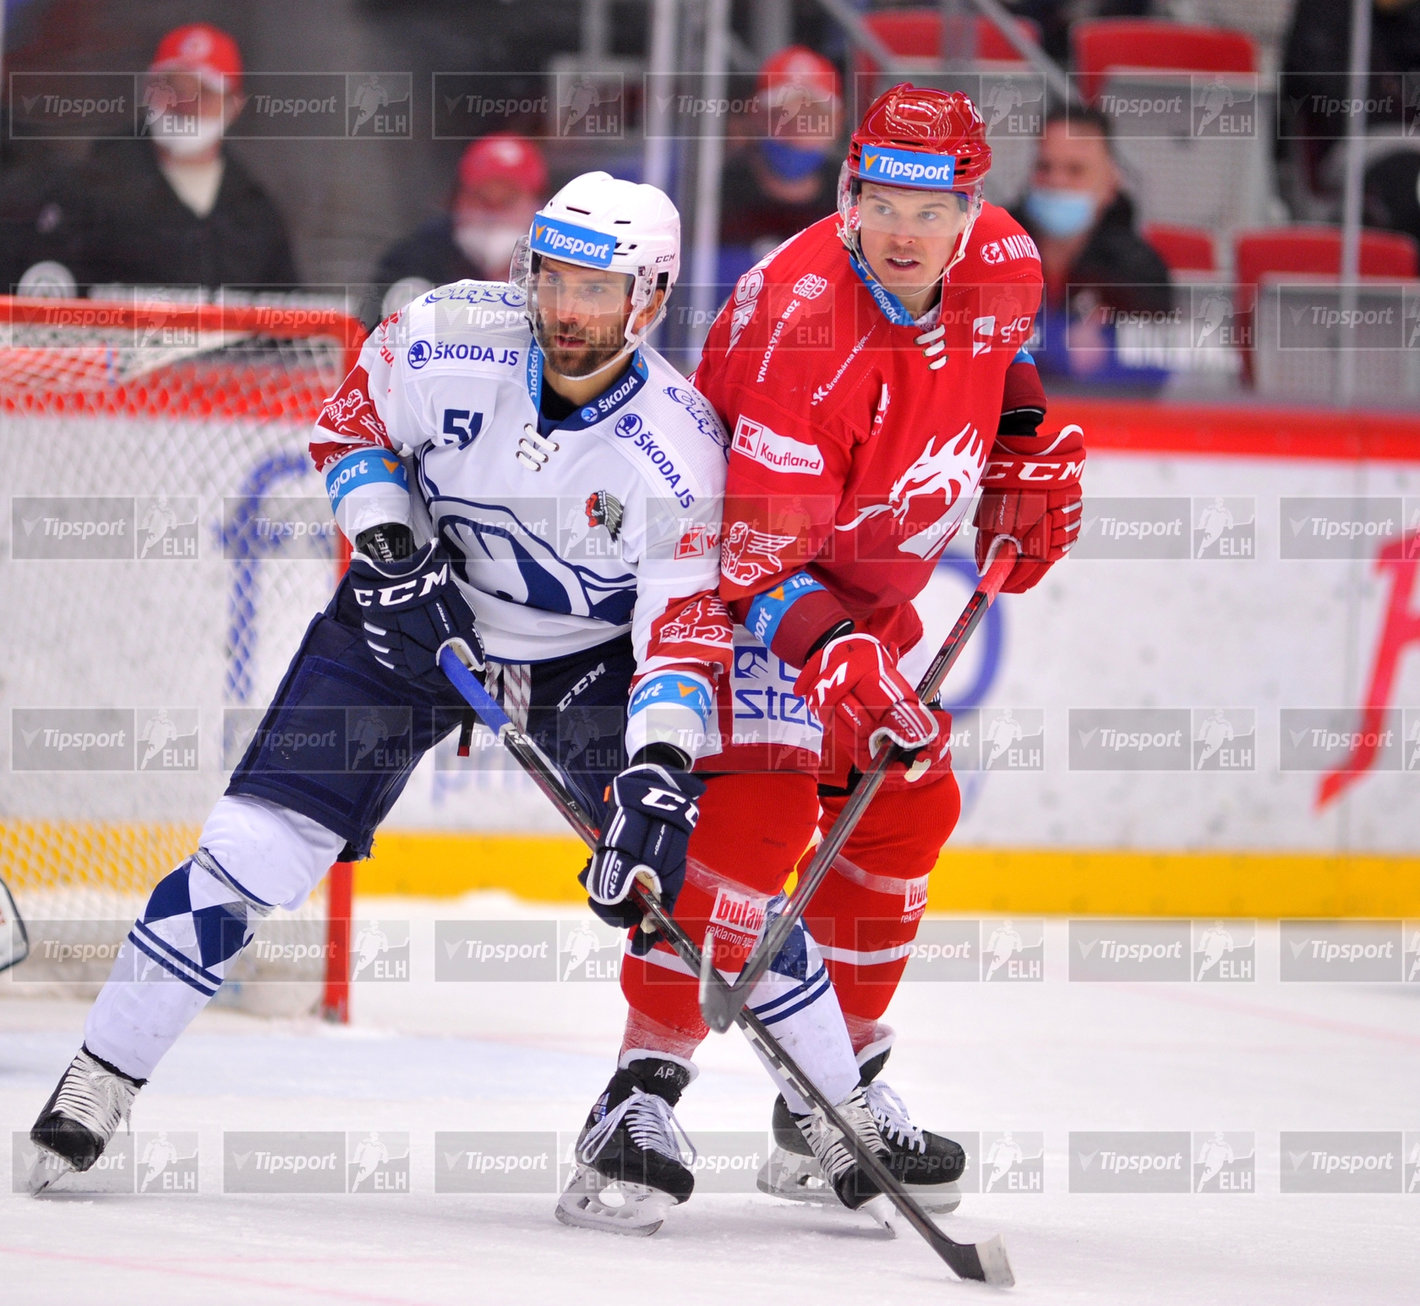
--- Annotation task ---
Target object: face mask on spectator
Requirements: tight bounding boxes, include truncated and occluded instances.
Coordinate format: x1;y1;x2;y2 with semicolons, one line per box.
455;221;530;278
761;139;830;182
151;115;226;158
1024;187;1095;238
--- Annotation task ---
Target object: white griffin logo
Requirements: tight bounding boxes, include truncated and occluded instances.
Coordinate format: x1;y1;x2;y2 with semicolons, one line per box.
838;421;985;559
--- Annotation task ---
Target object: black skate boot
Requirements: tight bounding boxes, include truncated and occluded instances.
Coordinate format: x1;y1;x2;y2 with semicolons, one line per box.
29;1046;145;1195
785;1083;890;1213
555;1055;697;1236
759;1041;964;1214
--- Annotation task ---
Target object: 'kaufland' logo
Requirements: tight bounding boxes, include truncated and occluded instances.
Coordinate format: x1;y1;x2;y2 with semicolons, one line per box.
732;414;824;476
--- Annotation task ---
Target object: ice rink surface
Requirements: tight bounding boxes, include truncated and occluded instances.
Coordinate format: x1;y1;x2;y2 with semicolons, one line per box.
2;898;1418;1306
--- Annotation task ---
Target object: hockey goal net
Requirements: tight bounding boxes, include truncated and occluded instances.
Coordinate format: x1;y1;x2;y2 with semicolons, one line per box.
0;295;364;1019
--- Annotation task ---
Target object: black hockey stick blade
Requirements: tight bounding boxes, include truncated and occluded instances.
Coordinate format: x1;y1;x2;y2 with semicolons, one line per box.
945;1232;1014;1288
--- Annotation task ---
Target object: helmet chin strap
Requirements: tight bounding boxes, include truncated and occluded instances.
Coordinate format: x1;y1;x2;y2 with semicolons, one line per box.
940;195;984;286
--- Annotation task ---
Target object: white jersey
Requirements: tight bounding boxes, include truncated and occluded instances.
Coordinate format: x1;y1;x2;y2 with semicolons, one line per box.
311;280;734;759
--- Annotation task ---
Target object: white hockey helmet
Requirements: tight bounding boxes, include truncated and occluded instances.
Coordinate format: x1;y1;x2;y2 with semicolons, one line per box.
512;171;680;373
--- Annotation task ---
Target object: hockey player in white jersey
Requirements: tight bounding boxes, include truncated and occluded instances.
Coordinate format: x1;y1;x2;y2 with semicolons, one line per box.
27;172;733;1192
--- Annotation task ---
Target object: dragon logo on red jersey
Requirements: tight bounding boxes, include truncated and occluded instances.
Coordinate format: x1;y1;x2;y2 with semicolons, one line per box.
842;420;986;560
721;520;799;587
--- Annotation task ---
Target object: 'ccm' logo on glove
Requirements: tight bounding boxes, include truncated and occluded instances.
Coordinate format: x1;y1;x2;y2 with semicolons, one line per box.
351;562;452;608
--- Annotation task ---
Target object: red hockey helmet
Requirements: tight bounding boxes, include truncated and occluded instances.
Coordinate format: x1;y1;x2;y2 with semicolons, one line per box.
839;84;991;290
846;84;990;190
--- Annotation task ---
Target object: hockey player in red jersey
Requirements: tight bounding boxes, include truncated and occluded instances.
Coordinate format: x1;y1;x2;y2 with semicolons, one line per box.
605;84;1085;1212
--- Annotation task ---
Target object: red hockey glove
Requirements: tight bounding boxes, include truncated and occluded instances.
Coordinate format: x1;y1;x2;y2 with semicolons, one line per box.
794;633;937;771
974;424;1085;594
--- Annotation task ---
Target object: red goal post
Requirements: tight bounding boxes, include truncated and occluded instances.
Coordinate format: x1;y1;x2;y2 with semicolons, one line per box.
0;294;367;1021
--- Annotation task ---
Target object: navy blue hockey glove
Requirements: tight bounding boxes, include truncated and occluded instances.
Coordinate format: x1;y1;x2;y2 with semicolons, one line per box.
581;763;706;953
347;537;482;691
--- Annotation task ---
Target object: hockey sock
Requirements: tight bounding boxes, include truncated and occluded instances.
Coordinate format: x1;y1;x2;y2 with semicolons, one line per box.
619;770;819;1057
84;796;344;1080
744;905;860;1114
806;771;961;1050
84;850;269;1080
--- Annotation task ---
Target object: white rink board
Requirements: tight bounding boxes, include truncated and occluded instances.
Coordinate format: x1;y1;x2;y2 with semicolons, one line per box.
384;450;1420;855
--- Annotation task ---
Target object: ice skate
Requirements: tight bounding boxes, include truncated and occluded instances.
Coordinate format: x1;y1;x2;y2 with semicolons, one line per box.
758;1046;964;1214
555;1055;696;1237
781;1083;890;1216
29;1047;144;1195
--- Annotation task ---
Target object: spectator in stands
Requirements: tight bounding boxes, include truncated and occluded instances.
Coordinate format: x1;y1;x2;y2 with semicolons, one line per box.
718;46;843;284
71;23;296;293
370;134;548;324
1281;0;1420;210
1365;151;1420;249
1012;108;1173;394
0;150;83;295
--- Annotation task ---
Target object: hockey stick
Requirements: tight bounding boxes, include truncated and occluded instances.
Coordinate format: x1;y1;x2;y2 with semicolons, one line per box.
698;543;1017;1034
437;641;1014;1287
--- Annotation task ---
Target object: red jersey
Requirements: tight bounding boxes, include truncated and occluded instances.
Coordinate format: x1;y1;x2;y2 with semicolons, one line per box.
695;204;1046;667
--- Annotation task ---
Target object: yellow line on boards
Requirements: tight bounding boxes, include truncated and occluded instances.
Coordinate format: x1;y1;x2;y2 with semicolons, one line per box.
5;821;1417;918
